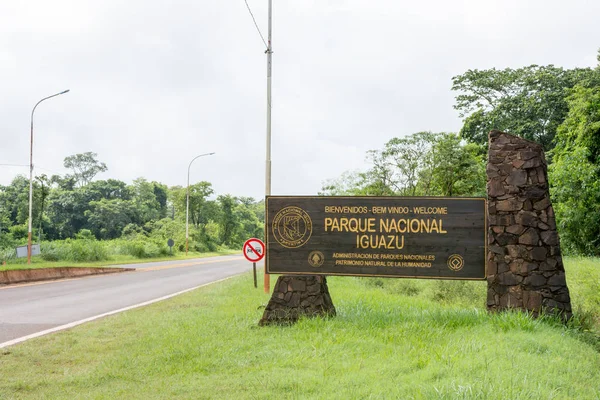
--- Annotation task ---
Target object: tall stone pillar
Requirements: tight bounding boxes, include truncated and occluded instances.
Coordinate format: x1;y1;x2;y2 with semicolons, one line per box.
486;130;572;319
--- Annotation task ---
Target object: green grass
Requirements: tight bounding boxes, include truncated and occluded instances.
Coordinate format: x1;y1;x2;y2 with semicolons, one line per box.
0;250;240;272
563;256;600;330
0;258;598;399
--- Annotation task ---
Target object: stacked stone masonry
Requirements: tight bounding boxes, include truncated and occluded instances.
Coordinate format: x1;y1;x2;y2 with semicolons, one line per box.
487;130;572;319
259;276;336;326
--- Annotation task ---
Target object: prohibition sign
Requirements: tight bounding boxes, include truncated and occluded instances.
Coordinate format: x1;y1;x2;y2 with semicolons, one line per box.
243;238;265;263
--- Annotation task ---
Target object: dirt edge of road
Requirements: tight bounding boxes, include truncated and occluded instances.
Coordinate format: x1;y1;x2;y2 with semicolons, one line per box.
0;267;135;285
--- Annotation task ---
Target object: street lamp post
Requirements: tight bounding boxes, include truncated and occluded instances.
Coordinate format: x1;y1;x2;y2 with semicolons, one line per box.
27;89;70;264
186;152;215;255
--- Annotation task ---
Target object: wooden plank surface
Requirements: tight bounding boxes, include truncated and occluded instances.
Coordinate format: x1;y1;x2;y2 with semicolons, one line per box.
266;196;486;280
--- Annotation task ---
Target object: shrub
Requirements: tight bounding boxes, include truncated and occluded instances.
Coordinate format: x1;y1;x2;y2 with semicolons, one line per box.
112;239;170;259
0;247;16;262
0;231;16;249
118;240;146;258
192;241;211;253
431;280;486;306
40;242;61;261
142;242;161;258
9;225;28;241
387;279;423;296
75;229;95;240
68;240;110;262
122;224;145;239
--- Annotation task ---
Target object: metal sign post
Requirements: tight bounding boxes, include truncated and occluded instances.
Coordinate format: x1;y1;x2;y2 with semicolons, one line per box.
243;238;266;289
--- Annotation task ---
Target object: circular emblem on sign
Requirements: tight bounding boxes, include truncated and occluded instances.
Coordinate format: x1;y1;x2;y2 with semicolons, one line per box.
447;254;464;271
308;251;325;267
272;206;313;248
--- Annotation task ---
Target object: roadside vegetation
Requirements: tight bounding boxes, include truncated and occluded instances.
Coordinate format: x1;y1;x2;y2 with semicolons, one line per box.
0;154;263;266
0;257;598;399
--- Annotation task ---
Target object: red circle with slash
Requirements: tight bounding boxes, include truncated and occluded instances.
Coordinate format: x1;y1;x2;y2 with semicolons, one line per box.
243;238;265;262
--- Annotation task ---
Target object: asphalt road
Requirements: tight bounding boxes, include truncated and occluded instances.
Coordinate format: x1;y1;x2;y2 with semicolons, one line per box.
0;254;251;345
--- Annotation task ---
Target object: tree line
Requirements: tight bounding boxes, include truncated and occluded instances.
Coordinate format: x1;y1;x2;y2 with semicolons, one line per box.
0;152;264;256
322;50;600;256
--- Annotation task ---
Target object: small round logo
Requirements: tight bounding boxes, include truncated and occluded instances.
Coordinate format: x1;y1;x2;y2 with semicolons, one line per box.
308;251;325;267
272;206;313;248
447;254;464;271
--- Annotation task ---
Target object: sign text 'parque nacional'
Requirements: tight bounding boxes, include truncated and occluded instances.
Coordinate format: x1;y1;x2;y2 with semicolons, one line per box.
266;196;487;280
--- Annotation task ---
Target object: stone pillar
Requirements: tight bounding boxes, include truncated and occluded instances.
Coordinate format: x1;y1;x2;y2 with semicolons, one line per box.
487;130;572;319
259;275;336;326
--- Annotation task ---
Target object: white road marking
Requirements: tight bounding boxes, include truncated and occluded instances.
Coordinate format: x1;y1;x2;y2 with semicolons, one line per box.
0;273;243;349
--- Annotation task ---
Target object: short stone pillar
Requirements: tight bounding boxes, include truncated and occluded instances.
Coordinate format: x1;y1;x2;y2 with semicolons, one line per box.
486;130;572;319
259;276;336;326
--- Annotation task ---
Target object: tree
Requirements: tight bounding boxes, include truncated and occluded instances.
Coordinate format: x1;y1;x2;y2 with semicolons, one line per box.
321;132;486;197
428;134;486;197
63;152;107;187
0;177;31;245
50;174;76;191
45;188;90;239
35;174;51;241
170;181;215;227
85;198;136;239
320;171;368;196
211;196;264;248
549;147;600;255
320;160;396;196
382;132;437;196
130;178;162;225
232;200;263;245
168;182;220;250
0;176;30;226
552;86;600;164
452;64;598;150
218;195;237;246
152;182;168;219
39;178;129;240
361;150;396;195
248;198;265;224
549;84;600;255
84;179;131;201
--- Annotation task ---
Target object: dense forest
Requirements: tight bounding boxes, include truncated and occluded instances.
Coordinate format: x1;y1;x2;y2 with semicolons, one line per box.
322;50;600;256
2;51;599;261
0;151;264;261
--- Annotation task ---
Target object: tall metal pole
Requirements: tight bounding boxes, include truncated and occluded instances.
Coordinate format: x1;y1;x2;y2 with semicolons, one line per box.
186;174;190;255
28;89;69;264
185;152;215;256
264;0;273;293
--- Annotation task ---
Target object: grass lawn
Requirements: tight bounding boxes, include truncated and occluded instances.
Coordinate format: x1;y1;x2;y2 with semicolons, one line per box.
0;250;240;272
0;257;598;399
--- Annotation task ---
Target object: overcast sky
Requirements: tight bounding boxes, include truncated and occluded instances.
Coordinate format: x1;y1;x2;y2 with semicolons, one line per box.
1;1;599;199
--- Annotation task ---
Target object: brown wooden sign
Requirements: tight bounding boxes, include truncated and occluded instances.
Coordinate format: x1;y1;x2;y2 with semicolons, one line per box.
266;196;486;280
